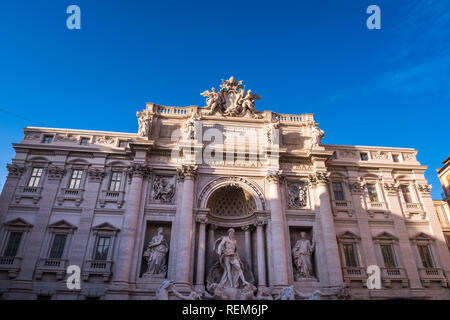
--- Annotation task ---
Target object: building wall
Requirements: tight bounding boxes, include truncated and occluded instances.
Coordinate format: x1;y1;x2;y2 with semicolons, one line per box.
0;104;449;300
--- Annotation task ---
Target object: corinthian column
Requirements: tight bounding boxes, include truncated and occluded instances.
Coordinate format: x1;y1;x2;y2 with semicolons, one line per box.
255;218;267;288
195;216;207;288
112;163;149;288
174;165;197;287
310;171;343;286
266;170;289;288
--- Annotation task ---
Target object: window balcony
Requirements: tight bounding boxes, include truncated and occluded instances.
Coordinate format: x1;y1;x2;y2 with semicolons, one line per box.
402;202;426;219
98;190;125;209
381;267;409;288
57;188;84;206
14;186;43;204
0;256;22;278
82;260;113;282
418;268;448;288
35;258;68;280
342;267;367;285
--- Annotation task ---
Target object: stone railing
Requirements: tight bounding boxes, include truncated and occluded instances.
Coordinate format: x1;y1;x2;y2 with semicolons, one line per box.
57;188;85;206
82;260;113;282
418;268;447;288
14;186;43;204
155;106;189;117
35;258;69;280
99;190;125;209
342;267;367;286
0;256;22;278
272;113;314;124
381;267;409;288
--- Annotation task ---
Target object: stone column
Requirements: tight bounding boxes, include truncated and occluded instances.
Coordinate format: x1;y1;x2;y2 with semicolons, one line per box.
242;225;252;270
348;178;378;267
266;171;289;288
195;216;207;288
311;172;343;286
174;165;197;287
255;219;267;288
207;224;217;268
69;166;105;269
111;163;149;288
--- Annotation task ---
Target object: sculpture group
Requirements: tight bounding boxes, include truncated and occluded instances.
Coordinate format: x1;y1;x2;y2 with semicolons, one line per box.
201;76;262;118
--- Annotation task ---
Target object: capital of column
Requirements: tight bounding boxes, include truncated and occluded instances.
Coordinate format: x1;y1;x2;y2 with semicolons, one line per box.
177;165;198;181
383;182;399;196
308;171;329;186
47;165;67;181
416;183;432;195
196;216;207;224
207;223;218;231
127;163;151;180
266;170;283;184
88;168;105;183
6;163;26;178
349;180;365;195
241;225;253;232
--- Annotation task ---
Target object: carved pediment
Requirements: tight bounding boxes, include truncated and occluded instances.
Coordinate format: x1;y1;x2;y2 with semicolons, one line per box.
92;222;120;232
4;217;33;229
48;220;77;230
338;231;361;240
411;232;434;242
200;76;262;118
373;232;398;241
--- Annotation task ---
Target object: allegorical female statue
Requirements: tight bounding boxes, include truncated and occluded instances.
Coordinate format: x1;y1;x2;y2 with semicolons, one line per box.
292;231;315;280
143;227;169;277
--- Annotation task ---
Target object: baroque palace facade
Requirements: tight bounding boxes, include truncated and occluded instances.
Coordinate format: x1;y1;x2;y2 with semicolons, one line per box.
0;77;449;300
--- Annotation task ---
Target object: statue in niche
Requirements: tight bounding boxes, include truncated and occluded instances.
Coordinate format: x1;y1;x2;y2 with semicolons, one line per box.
152;176;175;203
143;227;169;277
184;111;200;140
137;111;152;137
206;228;256;300
292;231;315;280
311;125;324;149
288;183;308;208
265;119;280;144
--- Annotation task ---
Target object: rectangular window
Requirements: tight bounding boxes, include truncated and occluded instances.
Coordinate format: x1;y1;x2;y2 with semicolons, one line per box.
68;169;83;189
331;151;337;160
342;243;358;267
392;154;400;162
94;237;111;261
401;185;412;203
380;244;397;268
366;183;379;202
80;138;89;146
42;135;53;144
360;152;369;161
332;182;345;201
417;244;434;268
109;172;122;192
118;140;128;148
49;234;67;259
28;167;44;187
3;232;23;257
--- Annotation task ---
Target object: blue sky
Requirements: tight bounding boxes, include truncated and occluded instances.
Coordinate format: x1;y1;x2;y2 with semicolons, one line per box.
0;0;449;198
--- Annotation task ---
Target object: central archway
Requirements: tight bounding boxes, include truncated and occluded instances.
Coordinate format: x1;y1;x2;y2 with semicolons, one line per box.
207;185;256;219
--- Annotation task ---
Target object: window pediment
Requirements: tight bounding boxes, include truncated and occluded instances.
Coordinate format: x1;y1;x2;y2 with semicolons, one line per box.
48;220;77;231
373;232;398;241
4;218;33;230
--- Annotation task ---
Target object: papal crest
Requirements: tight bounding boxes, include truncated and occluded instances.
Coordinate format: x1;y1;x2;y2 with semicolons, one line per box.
200;76;262;118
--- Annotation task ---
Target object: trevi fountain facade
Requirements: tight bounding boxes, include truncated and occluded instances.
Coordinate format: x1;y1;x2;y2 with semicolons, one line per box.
0;77;449;300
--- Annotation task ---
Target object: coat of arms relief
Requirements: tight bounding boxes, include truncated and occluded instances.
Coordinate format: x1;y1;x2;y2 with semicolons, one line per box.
201;76;263;118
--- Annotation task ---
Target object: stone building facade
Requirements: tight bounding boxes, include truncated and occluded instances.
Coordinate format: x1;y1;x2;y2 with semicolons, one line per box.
434;157;450;252
0;78;449;300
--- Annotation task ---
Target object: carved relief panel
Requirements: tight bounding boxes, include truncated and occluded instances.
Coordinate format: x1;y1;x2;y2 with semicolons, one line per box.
150;175;176;204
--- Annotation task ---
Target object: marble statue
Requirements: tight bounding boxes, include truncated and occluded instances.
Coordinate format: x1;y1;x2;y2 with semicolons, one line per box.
292;231;315;280
215;228;249;288
152;176;175;203
265;120;280;144
275;286;323;300
155;280;173;300
200;76;262;118
137;111;151;137
184;112;200;140
143;227;169;277
311;125;324;149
